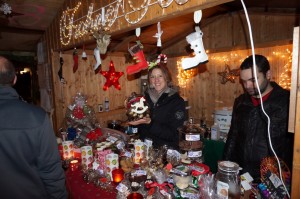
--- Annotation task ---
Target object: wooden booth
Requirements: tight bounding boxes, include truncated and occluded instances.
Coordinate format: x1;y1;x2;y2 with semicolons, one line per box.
39;0;300;198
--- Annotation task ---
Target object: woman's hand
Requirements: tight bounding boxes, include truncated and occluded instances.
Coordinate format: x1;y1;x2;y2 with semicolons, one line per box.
128;117;151;126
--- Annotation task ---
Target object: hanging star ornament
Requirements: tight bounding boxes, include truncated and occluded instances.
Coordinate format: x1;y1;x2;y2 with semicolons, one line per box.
100;60;124;91
218;64;240;84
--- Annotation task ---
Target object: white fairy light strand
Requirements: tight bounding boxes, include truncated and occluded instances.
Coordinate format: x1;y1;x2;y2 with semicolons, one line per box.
59;0;191;45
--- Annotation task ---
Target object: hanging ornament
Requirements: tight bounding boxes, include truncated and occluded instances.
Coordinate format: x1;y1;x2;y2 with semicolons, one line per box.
73;48;79;73
175;0;189;5
73;105;84;119
126;28;148;75
82;44;87;61
217;64;240;84
153;22;163;47
181;10;208;70
58;51;65;83
100;60;124;91
158;0;173;8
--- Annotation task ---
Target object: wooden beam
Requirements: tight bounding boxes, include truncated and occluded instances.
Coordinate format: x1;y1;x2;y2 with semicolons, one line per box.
59;0;235;51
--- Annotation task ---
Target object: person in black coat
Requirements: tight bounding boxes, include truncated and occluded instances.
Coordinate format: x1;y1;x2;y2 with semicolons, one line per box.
0;56;67;199
223;54;294;182
129;64;186;150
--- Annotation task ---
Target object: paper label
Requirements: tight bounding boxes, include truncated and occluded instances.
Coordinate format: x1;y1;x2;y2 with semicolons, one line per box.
132;170;146;176
188;150;202;158
106;136;118;143
185;134;200;141
217;181;229;199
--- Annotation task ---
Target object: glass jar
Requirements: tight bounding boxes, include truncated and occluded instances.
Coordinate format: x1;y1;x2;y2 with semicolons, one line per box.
214;161;240;199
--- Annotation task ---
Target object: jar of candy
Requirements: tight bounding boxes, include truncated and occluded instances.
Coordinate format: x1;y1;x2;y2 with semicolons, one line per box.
214;161;241;199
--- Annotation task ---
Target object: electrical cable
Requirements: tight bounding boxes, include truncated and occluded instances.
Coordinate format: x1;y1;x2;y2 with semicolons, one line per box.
240;0;290;197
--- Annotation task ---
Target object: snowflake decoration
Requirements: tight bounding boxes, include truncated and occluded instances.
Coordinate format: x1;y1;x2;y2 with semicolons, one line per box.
0;3;12;15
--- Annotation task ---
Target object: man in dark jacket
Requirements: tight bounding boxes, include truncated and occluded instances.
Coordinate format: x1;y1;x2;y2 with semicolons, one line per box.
0;56;67;199
223;54;293;182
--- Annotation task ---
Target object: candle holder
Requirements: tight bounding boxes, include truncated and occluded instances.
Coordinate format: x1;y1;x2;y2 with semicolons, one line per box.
112;168;124;184
70;159;79;171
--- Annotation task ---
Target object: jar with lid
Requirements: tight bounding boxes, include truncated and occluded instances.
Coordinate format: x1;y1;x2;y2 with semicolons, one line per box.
214;161;240;199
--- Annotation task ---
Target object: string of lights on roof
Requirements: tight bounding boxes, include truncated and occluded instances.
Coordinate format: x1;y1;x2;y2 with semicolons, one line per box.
59;0;189;46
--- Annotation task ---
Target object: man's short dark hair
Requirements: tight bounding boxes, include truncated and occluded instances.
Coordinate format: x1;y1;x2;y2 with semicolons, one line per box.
0;56;16;86
240;54;270;76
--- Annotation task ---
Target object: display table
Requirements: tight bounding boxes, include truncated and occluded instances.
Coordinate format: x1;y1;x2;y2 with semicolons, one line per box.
203;139;225;173
65;169;117;199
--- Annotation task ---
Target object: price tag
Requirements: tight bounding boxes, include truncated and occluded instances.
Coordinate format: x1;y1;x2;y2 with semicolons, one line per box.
116;141;125;149
124;151;132;158
187;150;202;158
188;165;204;173
185;134;200;141
116;183;128;193
106;136;118;143
171;168;187;176
132;170;146;176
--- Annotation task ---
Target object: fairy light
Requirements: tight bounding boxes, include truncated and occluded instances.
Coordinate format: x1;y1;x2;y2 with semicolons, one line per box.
278;49;292;90
60;2;82;45
59;0;192;46
177;58;197;88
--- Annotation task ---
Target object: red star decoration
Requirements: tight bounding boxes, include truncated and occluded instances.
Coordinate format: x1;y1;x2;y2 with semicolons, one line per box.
100;60;124;91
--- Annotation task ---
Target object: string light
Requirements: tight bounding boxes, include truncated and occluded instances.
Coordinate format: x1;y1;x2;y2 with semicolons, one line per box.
278;49;292;90
177;58;197;88
59;0;192;45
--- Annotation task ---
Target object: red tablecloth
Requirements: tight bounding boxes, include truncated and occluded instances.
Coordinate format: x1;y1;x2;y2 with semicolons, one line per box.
66;169;117;199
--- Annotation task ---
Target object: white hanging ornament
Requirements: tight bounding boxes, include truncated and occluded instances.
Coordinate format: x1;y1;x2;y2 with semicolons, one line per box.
181;10;208;70
194;10;202;23
175;0;189;5
153;22;163;47
158;0;173;8
93;47;101;71
135;27;141;37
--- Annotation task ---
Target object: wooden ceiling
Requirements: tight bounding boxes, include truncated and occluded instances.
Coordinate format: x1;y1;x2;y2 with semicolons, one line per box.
0;0;299;53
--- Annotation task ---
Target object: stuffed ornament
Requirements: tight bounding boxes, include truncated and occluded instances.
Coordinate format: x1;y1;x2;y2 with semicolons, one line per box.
93;47;101;72
73;48;79;73
126;42;148;74
58;51;65;82
126;28;148;75
182;10;208;70
82;45;87;61
181;28;208;70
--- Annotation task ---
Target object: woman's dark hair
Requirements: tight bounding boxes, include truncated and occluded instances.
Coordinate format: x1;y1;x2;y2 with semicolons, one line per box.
0;56;16;86
148;63;173;87
240;54;270;76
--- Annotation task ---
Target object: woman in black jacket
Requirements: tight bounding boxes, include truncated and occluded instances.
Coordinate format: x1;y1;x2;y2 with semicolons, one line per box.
129;64;186;150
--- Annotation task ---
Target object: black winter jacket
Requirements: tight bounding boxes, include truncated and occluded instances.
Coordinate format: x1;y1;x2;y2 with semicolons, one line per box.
0;86;67;199
138;89;186;150
223;82;293;181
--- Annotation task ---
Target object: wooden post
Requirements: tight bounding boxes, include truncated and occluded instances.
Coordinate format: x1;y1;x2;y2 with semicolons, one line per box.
291;26;300;199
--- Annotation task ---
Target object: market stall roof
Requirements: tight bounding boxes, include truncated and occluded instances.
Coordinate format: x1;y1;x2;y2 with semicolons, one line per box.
0;0;299;53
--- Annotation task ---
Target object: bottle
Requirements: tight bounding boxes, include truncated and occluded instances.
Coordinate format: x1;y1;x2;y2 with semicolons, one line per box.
211;123;220;140
200;119;208;138
214;161;241;199
104;97;109;112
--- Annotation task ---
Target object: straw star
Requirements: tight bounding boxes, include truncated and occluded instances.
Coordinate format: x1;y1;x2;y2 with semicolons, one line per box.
218;64;240;84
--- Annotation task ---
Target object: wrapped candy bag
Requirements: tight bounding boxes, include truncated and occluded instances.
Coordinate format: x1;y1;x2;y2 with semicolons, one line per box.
125;92;150;121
